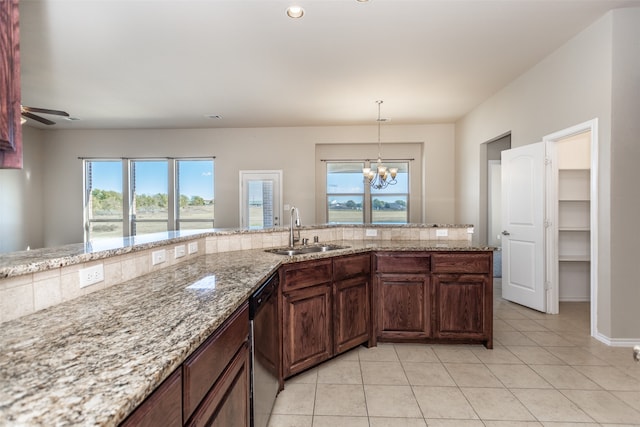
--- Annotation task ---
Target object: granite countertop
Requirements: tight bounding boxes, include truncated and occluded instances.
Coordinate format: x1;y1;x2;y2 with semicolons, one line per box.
0;240;492;426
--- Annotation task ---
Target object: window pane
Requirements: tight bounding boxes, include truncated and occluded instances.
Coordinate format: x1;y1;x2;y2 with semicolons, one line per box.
131;160;169;222
88;161;123;221
327;162;364;194
327;195;364;223
177;160;215;227
178;221;215;230
247;179;273;229
372;195;408;223
370;162;409;194
133;221;168;235
89;222;123;240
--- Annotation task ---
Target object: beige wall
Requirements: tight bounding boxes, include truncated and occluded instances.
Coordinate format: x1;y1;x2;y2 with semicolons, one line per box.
0;126;45;252
34;123;454;248
456;9;640;341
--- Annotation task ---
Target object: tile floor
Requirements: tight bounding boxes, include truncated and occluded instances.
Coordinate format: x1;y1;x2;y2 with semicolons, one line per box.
268;279;640;427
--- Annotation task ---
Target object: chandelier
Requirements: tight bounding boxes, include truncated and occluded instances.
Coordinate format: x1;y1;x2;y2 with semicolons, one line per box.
363;100;397;189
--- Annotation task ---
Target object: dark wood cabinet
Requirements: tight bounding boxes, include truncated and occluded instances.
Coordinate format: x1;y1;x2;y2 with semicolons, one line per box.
120;369;182;427
432;252;493;348
281;254;372;379
0;0;22;169
186;342;250;427
282;282;332;377
376;274;431;341
333;254;371;354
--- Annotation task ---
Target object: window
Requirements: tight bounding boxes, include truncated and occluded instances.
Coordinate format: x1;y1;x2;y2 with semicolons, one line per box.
84;158;214;242
325;160;410;224
316;143;421;224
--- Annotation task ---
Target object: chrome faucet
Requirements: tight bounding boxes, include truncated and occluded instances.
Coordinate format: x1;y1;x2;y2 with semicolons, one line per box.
289;206;300;247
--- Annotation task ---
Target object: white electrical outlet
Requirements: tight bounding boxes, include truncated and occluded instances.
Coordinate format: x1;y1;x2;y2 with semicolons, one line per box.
467;227;474;234
174;245;186;259
188;241;198;254
152;250;166;266
436;229;449;237
365;229;378;237
79;264;104;288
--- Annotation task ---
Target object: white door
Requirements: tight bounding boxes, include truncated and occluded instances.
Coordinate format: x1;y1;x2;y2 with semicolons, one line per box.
240;171;282;229
501;142;546;312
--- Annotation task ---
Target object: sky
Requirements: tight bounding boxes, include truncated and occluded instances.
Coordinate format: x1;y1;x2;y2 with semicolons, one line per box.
90;160;214;199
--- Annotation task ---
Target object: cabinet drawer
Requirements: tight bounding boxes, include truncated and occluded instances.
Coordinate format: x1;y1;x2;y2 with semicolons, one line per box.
375;252;431;273
333;254;371;280
431;253;491;273
282;259;332;291
121;369;182;427
183;304;249;421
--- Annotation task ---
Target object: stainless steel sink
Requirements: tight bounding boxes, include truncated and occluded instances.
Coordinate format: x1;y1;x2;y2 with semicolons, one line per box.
265;244;349;256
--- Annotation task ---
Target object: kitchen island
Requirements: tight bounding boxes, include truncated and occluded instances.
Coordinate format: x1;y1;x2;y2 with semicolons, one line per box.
0;231;494;426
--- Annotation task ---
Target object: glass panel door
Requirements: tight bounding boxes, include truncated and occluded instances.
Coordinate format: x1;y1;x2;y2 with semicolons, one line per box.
240;171;282;229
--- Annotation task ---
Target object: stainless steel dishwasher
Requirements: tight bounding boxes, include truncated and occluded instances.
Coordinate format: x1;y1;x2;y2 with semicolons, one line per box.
249;273;280;427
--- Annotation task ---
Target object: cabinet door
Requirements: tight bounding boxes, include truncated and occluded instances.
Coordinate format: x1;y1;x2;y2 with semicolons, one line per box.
376;274;431;340
334;275;370;354
120;369;182;427
282;284;332;378
1;0;22;169
433;274;492;347
186;343;251;427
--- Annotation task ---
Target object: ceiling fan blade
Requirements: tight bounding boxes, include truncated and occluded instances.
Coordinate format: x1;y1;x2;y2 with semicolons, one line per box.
22;106;70;117
22;111;57;125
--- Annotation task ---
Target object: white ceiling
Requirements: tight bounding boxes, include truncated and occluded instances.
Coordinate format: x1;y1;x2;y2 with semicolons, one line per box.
19;0;640;130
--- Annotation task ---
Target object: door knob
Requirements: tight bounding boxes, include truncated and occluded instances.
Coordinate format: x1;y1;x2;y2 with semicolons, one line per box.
501;230;511;236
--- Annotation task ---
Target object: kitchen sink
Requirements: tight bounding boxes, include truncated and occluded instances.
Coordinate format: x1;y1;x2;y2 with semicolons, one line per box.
265;244;349;256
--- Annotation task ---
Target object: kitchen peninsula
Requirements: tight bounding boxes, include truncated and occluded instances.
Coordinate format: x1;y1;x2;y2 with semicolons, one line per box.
0;225;494;426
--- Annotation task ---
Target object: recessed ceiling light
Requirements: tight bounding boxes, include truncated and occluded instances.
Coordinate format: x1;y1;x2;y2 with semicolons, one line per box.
286;6;304;18
356;0;369;2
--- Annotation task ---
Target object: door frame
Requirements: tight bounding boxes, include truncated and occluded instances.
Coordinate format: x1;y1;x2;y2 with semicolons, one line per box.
543;119;598;337
239;170;283;229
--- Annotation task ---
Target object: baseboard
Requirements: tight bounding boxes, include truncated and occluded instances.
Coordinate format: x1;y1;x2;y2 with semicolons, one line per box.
559;297;590;302
594;331;640;347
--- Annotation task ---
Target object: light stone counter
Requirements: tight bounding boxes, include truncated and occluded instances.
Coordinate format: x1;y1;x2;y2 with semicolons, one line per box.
0;239;492;426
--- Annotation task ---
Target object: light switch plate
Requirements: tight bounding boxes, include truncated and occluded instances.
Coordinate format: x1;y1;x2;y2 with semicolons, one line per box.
365;229;378;237
188;241;198;254
152;250;166;265
436;229;448;237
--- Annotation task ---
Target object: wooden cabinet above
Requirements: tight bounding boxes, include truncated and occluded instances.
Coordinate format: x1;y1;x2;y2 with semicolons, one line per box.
0;0;22;169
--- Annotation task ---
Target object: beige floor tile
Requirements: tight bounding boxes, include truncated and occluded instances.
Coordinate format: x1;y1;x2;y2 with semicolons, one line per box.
495;308;531;320
364;385;422;418
510;389;593;422
506;319;549;332
361;361;408;385
369;417;427;427
471;346;523;364
267;414;313;427
561;389;640;424
272;383;316;415
495;331;538;346
394;343;439;363
545;346;609;366
333;348;360;362
286;367;318;384
530;365;600;390
507;346;565;365
444;363;503;388
461;387;536;421
317;360;362;384
572;365;640;391
539;423;599;427
358;344;399;362
612;391;640;412
312;415;369;427
425;420;484;427
525;332;576;347
486;364;552;388
412;386;478;419
314;384;367;416
484;422;543;427
402;362;456;386
432;346;482;363
493;319;517;331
